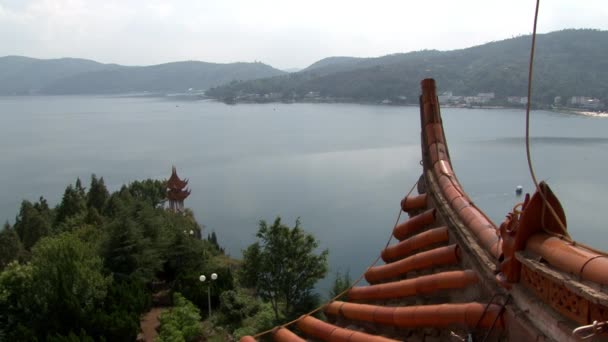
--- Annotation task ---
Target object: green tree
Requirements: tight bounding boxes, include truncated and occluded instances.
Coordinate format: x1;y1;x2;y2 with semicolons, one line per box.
163;232;235;313
55;183;87;225
84;207;104;226
0;224;23;269
0;233;110;339
240;217;328;321
103;216;159;283
54;212;88;235
216;289;261;330
1;174;233;339
329;270;351;300
87;174;109;211
232;302;275;340
157;292;203;342
103;191;131;217
75;178;86;197
0;261;36;340
90;277;151;341
29;233;111;336
127;179;167;207
163;230;206;281
207;231;224;254
14;199;52;250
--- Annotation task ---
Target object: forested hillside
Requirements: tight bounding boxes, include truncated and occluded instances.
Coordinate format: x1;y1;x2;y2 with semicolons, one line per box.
42;61;286;95
206;29;608;106
0;176;233;340
0;57;285;95
0;175;329;340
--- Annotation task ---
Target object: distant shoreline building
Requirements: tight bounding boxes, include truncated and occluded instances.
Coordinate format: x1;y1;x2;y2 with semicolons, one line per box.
465;92;495;105
438;91;497;105
569;96;603;109
167;166;190;212
507;96;528;105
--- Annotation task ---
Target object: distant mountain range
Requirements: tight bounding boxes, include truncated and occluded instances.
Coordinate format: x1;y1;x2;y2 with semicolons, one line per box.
2;29;607;106
0;56;286;95
206;29;608;106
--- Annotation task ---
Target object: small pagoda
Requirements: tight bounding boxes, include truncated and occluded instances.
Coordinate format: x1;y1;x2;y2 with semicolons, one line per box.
167;166;191;212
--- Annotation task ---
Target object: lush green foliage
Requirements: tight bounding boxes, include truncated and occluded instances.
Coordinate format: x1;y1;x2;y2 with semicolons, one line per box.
55;179;88;225
87;174;109;211
208;231;225;254
0;175;232;339
232;302;276;340
126;179;166;208
207;29;608;107
0;224;22;268
240;217;328;321
13;197;53;250
0;233;111;340
0;175;333;340
213;288;276;339
156;293;203;342
330;270;352;301
0;261;36;340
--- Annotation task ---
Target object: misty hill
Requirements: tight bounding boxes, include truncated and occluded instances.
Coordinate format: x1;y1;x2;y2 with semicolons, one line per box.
303;56;363;74
0;56;121;95
206;29;608;106
0;57;286;95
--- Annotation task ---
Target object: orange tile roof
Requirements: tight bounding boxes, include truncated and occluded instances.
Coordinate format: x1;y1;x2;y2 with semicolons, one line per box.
167;165;189;190
239;79;608;342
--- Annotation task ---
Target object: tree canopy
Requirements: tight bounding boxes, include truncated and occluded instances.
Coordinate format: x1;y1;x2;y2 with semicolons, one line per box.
240;217;328;321
0;174;232;340
157;292;203;342
0;175;334;340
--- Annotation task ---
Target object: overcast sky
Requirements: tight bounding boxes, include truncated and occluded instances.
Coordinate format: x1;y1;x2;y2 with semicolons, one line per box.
1;0;607;70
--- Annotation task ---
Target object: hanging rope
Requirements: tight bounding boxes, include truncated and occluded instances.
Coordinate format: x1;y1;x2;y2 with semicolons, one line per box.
251;179;419;339
481;294;511;342
524;0;571;238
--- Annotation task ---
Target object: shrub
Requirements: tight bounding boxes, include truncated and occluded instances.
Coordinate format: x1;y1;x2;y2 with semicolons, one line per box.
156;293;202;342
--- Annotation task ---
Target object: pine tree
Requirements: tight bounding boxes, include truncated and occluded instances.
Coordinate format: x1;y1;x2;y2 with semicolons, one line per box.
87;174;109;211
14;200;52;250
103;217;160;283
75;178;86;197
55;184;87;225
330;270;351;300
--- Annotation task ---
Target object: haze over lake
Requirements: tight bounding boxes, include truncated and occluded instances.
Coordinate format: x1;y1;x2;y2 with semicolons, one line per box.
2;96;607;293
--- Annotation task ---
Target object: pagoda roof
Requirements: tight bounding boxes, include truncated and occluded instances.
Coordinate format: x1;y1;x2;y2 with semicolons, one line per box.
167;188;190;201
167;166;188;189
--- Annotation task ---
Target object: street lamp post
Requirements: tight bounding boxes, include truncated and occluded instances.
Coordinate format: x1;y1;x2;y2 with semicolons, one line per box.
199;273;218;316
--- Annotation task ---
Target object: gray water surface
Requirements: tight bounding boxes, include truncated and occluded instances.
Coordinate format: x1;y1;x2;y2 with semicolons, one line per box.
1;97;607;293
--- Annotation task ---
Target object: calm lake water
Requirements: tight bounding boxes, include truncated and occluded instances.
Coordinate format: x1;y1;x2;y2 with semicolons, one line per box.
2;96;608;294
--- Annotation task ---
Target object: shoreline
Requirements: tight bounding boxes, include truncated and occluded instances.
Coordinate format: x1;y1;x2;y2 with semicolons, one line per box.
215;99;608;117
550;107;608;118
114;95;608;117
4;94;607;118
